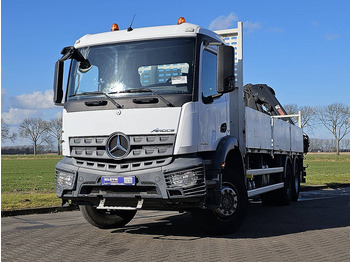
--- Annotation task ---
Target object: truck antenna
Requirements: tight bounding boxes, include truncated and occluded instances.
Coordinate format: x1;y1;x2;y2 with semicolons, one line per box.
127;15;136;32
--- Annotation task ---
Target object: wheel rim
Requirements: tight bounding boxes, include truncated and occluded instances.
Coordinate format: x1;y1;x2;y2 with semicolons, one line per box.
215;185;238;218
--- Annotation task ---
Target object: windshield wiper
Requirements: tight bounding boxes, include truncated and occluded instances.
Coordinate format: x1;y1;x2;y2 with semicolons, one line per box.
116;88;175;107
69;92;123;108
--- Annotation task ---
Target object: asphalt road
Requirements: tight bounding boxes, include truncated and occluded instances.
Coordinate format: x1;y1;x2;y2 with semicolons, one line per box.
2;188;350;262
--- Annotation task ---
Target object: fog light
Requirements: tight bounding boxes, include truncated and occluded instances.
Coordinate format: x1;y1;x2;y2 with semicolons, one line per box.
56;170;75;187
170;171;197;188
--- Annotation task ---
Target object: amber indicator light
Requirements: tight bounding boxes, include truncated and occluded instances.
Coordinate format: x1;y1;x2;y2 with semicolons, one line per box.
111;23;120;31
177;17;186;25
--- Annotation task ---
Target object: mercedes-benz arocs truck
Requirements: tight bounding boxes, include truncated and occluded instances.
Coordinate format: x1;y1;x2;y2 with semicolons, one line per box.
53;18;308;235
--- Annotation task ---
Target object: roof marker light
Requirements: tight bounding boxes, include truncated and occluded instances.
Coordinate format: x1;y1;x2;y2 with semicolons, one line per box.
177;17;186;25
111;23;119;31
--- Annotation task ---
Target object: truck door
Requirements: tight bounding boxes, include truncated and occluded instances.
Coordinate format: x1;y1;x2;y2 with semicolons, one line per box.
198;45;229;152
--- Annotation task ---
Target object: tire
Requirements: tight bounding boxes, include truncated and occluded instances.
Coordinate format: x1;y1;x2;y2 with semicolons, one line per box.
291;157;301;201
261;156;292;206
80;205;136;229
191;174;248;235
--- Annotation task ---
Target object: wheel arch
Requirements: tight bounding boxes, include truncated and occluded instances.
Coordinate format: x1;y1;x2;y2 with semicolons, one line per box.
213;136;245;182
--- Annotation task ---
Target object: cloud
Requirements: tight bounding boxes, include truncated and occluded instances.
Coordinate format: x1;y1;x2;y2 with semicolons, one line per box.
11;90;55;109
209;13;239;30
208;14;263;34
325;34;339;41
1;89;62;145
1;108;41;125
1;88;10;112
269;27;284;34
244;21;262;33
2;89;58;126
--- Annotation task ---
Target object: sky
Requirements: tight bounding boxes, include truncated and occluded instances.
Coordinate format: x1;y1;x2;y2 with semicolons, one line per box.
1;0;350;146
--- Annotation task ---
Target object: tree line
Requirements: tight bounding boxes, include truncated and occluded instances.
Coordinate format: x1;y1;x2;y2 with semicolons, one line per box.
309;138;350;152
1;145;57;155
1;102;350;155
284;103;350;155
1;117;62;155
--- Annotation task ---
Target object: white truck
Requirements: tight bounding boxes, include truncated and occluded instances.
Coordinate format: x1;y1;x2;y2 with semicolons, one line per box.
53;18;308;234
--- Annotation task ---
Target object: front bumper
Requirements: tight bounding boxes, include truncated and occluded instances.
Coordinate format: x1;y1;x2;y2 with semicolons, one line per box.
55;156;207;209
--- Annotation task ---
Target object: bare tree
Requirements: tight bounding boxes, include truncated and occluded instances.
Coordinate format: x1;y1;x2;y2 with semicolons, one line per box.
284;104;298;115
324;139;336;152
47;117;63;155
309;138;322;152
284;104;316;128
318;103;350;155
300;106;317;128
18;118;50;155
1;119;17;142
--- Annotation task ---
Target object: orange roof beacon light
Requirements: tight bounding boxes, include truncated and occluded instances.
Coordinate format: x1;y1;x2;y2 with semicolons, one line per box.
177;17;186;25
111;23;119;31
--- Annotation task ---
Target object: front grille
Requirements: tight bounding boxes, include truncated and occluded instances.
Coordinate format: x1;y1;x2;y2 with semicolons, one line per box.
69;134;175;160
73;157;172;172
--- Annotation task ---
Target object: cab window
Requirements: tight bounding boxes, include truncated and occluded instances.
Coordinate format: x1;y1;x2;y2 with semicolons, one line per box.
202;50;218;98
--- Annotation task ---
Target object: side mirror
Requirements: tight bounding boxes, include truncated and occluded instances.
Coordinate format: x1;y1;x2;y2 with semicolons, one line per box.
53;60;64;105
53;46;92;105
217;45;235;94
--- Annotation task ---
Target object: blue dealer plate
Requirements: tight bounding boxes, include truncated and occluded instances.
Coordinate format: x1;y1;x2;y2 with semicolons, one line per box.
101;176;135;186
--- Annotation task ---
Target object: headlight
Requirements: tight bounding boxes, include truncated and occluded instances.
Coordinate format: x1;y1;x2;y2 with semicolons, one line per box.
169;171;198;188
56;170;75;187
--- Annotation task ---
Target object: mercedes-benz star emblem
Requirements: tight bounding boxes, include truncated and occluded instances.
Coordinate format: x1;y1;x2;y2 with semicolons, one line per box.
106;133;130;160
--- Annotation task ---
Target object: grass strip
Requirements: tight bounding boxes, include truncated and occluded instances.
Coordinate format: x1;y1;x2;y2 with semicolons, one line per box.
2;193;61;210
303;153;350;185
2;156;62;211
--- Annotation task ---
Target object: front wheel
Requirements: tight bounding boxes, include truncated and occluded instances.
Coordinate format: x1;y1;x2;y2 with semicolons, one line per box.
80;205;136;229
191;175;248;235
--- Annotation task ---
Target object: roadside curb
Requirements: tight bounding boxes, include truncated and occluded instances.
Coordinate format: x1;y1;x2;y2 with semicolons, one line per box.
300;183;350;192
1;205;79;217
3;184;350;217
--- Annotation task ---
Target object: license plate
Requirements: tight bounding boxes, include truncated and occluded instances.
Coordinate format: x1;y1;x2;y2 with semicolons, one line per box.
101;176;135;186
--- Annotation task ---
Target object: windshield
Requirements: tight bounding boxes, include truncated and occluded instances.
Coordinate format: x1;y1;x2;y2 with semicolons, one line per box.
67;38;195;99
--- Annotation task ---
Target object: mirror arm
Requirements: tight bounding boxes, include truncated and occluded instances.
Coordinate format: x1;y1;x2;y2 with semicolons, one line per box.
202;94;214;104
59;46;75;62
59;46;91;70
202;93;224;104
225;75;236;92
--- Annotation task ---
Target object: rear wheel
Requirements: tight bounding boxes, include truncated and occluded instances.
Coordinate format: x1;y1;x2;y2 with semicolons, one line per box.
80;205;136;229
291;157;301;201
261;156;292;206
191;174;247;235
